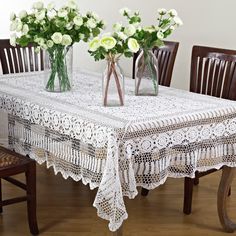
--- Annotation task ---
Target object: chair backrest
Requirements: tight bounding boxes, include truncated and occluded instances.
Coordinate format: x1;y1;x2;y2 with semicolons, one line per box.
190;45;236;100
0;39;44;74
132;41;179;87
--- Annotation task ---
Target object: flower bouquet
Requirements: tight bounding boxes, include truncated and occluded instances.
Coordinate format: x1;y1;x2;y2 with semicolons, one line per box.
10;0;105;92
88;21;140;106
119;8;183;96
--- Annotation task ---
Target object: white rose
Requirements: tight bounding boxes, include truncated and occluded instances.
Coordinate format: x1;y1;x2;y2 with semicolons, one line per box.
51;32;63;44
89;37;100;52
35;46;40;53
47;2;55;10
19;10;27;19
10;34;17;46
35;10;45;21
73;16;83;26
22;24;29;35
124;24;136;37
47;11;56;20
10;21;17;31
100;36;117;50
37;38;45;46
158;8;167;15
62;34;72;46
113;23;122;32
79;33;85;40
143;26;155;33
168;9;178;17
173;16;183;26
119;7;131;16
91;12;99;20
87;18;96;28
58;9;68;18
32;1;44;10
66;0;78;9
47;40;54;48
66;23;73;30
10;12;16;21
117;32;128;41
128;38;140;53
16;21;23;32
157;31;164;39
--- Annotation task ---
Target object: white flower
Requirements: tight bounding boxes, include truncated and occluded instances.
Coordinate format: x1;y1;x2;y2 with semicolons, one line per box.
100;36;117;50
132;22;140;29
73;16;83;26
10;21;17;31
173;16;183;26
19;10;27;19
128;38;140;53
10;34;16;46
168;9;178;17
79;33;85;40
170;25;175;30
158;8;167;15
10;12;16;21
47;2;55;10
47;11;56;20
32;1;44;10
87;18;97;28
119;7;131;16
35;10;46;21
66;0;78;9
16;21;23;32
35;38;44;46
117;32;128;41
58;8;68;18
66;23;73;30
91;12;99;20
51;32;63;44
22;24;29;35
47;40;54;48
143;26;155;33
35;46;40;53
62;34;72;46
113;23;122;32
124;24;136;37
157;31;164;39
89;37;100;52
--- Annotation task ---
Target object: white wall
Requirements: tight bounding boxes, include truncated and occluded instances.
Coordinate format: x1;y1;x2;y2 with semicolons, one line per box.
1;0;236;90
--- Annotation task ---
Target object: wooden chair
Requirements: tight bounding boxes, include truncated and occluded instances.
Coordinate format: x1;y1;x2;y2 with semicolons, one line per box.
133;41;179;196
132;41;179;86
184;45;236;214
0;39;44;74
0;146;39;235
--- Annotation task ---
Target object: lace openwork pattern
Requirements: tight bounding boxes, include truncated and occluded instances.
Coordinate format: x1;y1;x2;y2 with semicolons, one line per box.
0;70;236;231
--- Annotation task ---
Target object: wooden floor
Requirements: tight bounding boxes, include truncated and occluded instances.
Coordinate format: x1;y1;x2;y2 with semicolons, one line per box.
1;164;236;236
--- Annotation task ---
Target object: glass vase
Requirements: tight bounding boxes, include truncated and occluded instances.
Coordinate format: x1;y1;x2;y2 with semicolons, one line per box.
135;48;159;96
102;58;124;107
44;45;73;92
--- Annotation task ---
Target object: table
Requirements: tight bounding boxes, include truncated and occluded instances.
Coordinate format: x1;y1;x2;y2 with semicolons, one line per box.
0;70;236;235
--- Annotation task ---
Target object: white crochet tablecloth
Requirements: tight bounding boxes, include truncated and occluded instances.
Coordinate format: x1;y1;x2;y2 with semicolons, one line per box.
0;70;236;231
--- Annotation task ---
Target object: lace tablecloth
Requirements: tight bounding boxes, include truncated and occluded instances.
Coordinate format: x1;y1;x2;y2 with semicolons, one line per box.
0;70;236;231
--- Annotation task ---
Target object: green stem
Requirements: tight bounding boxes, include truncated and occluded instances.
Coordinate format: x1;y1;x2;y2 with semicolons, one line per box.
143;49;157;93
46;45;71;92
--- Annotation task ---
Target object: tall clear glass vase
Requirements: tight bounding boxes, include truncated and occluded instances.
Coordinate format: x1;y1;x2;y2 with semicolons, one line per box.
44;45;73;92
135;48;159;96
102;58;124;107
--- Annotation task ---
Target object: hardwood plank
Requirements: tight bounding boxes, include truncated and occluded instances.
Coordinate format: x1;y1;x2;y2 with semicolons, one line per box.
1;165;236;236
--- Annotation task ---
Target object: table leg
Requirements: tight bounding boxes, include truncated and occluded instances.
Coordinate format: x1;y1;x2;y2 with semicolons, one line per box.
217;166;236;232
111;226;123;236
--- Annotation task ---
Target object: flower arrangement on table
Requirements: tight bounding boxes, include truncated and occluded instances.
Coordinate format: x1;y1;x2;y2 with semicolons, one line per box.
88;18;140;106
9;0;105;92
119;8;183;96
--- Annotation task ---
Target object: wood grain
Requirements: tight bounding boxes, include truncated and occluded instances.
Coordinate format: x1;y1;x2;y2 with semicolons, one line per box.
1;164;236;236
